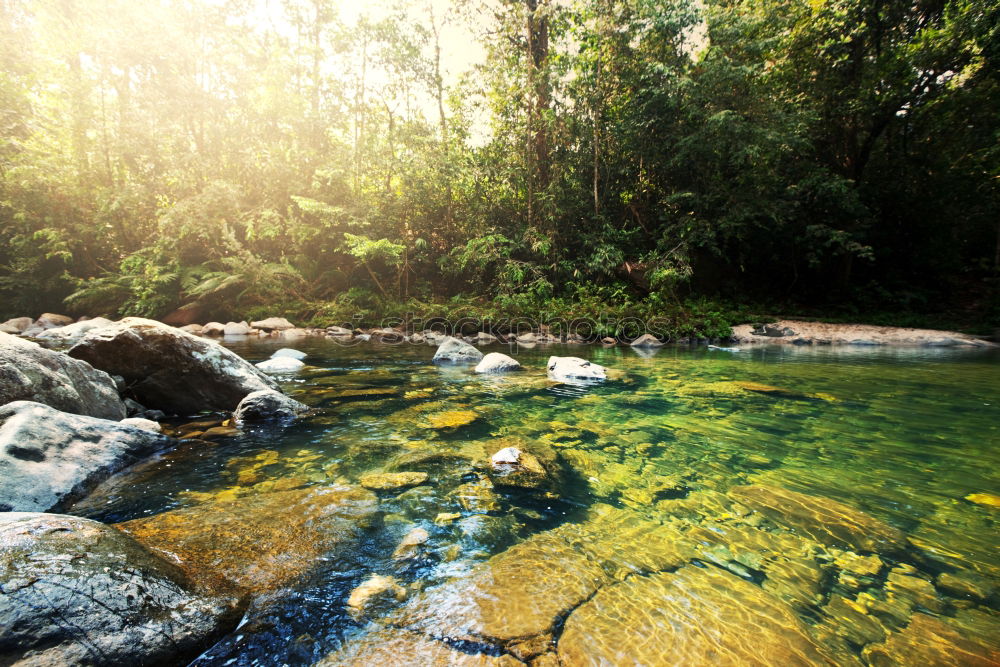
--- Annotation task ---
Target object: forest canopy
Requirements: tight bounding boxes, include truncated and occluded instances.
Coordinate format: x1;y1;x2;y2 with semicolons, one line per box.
1;0;997;332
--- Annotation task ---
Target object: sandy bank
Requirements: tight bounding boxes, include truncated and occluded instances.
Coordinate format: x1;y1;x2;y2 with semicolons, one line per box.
730;319;995;347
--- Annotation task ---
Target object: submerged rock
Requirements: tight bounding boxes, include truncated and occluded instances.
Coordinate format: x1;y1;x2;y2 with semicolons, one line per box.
0;512;237;666
392;526;431;561
117;484;380;597
256;356;306;373
547;356;607;381
558;565;831;666
68;318;280;414
474;352;522;374
729;484;907;554
318;629;522;666
346;574;407;620
360;470;429;492
432;336;484;363
233;389;309;423
0;331;125;419
0;401;171;512
863;613;1000;666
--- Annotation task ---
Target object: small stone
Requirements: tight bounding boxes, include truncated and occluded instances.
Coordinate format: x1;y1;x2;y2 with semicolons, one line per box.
346;574;407;619
434;512;461;525
392;526;430;561
491;447;521;465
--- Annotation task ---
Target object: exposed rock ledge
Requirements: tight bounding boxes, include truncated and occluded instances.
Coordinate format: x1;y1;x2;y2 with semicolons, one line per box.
731;319;994;347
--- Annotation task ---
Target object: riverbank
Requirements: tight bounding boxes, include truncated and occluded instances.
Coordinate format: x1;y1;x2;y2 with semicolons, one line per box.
731;320;995;347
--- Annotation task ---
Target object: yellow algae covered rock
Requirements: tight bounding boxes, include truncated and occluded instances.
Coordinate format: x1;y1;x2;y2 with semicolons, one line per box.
117;484;379;596
346;574;407;620
393;528;609;644
862;613;1000;667
425;409;479;429
557;565;832;666
359;470;428;491
317;629;522;667
729;484;907;554
965;492;1000;508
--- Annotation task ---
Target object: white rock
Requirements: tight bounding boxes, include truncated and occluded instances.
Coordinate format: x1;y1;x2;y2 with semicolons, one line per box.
120;417;162;433
255;357;305;373
202;322;225;336
223;321;252;336
474;352;522;374
491;447;522;465
432;336;483;363
37;317;114;342
547;356;607;382
630;333;663;348
270;348;307;360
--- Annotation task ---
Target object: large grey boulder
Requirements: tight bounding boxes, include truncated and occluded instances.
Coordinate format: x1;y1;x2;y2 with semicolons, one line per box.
0;401;171;512
37;316;114;343
223;320;252;336
0;331;125;420
271;347;307;360
68;318;280;414
475;352;522;374
0;316;33;334
432;336;484;364
233;389;309;423
0;512;237;665
547;356;607;382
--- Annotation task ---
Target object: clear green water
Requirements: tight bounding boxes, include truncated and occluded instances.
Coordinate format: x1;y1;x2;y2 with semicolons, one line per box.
73;340;1000;665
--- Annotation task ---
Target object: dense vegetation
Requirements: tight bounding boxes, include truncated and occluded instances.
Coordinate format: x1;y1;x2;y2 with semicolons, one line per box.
1;0;997;335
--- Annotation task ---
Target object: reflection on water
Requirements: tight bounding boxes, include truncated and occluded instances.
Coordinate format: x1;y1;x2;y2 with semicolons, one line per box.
73;340;1000;665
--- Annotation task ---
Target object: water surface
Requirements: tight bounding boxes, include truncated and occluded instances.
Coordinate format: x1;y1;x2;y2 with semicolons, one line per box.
74;340;1000;665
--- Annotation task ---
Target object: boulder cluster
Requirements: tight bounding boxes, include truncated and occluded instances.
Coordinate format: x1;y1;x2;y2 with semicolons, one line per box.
0;315;311;664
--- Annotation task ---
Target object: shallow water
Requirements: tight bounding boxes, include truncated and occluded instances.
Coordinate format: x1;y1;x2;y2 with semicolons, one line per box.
73;340;1000;665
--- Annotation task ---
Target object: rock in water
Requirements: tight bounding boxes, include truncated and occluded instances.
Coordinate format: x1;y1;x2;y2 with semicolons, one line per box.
35;312;73;329
251;317;295;331
557;566;830;666
0;512;237;666
475;352;522;374
68;317;280;414
223;321;252;336
0;316;33;334
0;331;125;420
202;321;226;336
630;333;663;348
359;471;429;492
547;356;607;381
270;347;307;360
0;401;172;512
729;484;907;554
119;417;162;433
36;316;114;342
255;356;306;373
233;389;309;423
346;574;407;620
117;484;380;597
432;336;484;363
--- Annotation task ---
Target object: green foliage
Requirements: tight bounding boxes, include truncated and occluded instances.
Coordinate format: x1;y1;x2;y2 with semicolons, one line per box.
0;0;995;330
